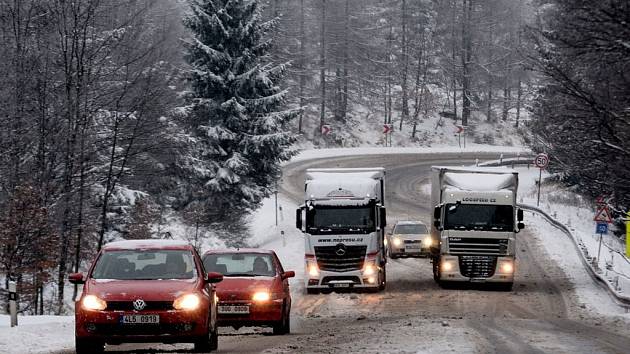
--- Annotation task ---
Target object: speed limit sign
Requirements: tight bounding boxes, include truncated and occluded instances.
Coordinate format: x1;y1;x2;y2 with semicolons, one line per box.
534;153;549;169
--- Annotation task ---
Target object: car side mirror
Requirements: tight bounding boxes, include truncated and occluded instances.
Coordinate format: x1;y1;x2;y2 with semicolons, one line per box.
295;208;302;230
282;271;295;279
207;272;223;284
517;209;524;222
68;273;85;285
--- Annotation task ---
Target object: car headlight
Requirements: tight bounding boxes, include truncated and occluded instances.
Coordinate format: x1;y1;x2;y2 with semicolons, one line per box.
82;295;107;311
173;293;201;311
392;237;402;247
252;291;271;302
423;237;432;247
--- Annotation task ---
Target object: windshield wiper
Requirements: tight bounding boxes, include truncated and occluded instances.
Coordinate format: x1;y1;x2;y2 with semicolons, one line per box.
224;273;254;277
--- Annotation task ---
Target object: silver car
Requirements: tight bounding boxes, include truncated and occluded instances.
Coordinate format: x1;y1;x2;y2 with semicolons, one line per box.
386;221;432;258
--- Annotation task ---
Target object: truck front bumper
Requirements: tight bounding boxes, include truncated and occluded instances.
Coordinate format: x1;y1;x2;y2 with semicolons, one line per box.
305;269;380;290
439;255;515;283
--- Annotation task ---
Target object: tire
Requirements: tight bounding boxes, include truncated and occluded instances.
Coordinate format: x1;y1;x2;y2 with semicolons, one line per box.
194;321;218;352
75;338;104;354
306;287;320;295
378;265;387;291
497;282;514;292
432;256;441;283
273;304;291;335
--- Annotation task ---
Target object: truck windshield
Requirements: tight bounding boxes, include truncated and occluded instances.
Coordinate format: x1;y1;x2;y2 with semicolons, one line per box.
444;204;514;231
394;224;428;234
306;205;375;234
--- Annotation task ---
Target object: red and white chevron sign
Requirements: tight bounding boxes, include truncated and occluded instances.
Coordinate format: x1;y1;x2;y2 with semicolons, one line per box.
321;124;332;135
383;124;393;134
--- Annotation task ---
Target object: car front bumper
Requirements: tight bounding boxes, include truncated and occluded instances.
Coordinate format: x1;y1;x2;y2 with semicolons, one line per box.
217;300;284;327
75;308;209;343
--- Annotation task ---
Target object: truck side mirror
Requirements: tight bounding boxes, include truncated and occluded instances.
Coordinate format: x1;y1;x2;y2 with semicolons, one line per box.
517;209;524;222
518;222;525;230
380;207;387;227
433;206;441;221
434;220;441;228
295;208;302;230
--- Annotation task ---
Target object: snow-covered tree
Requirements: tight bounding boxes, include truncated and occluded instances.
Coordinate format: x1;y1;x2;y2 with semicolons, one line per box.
181;0;298;224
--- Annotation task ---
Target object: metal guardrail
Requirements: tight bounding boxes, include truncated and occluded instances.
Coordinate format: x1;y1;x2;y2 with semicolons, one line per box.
519;203;630;307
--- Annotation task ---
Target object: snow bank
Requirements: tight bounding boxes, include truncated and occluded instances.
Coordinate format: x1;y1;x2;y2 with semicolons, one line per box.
0;315;74;354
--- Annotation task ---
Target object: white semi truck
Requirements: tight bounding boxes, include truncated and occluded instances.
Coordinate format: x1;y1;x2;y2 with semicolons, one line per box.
430;166;525;290
295;168;387;293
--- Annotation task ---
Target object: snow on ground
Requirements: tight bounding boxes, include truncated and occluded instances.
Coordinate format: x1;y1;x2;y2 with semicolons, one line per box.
0;315;74;354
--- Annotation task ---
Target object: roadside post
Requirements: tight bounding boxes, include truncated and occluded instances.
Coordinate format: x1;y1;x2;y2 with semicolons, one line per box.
383;124;393;147
9;281;17;327
593;198;612;268
454;124;464;148
534;153;549;206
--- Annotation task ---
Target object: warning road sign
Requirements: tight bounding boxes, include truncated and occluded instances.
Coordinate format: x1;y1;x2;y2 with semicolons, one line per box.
321;124;332;135
593;206;613;223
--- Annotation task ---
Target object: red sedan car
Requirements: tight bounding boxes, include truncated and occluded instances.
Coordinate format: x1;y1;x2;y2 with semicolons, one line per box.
69;240;223;353
202;249;294;335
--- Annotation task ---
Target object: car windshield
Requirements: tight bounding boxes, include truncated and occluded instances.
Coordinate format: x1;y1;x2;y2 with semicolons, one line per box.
394;224;428;234
306;205;375;233
444;204;514;231
203;253;276;277
91;250;197;280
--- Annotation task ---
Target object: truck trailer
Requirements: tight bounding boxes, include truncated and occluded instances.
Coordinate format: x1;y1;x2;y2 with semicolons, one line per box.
430;166;525;290
296;168;387;293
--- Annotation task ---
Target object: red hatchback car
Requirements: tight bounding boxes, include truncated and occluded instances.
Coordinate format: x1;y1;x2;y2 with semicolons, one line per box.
69;240;223;353
202;249;294;335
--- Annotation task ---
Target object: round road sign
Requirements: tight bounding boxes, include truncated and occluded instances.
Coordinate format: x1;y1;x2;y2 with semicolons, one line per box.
534;153;549;169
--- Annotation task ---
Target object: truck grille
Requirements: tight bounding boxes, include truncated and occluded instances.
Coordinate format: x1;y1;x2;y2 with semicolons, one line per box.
458;255;497;278
448;237;508;255
314;245;367;272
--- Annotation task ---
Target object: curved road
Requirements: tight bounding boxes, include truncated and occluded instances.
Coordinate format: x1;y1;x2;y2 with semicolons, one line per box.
101;152;630;353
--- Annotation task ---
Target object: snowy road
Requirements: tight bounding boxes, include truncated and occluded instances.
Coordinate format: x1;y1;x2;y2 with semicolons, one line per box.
59;152;630;353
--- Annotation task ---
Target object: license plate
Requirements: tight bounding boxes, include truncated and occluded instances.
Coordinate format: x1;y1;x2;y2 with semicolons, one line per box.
218;305;250;314
332;283;350;288
121;314;159;324
406;245;421;250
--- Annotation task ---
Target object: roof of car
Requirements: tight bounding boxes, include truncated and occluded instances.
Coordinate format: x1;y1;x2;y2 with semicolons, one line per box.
394;220;427;225
202;248;275;256
102;239;193;251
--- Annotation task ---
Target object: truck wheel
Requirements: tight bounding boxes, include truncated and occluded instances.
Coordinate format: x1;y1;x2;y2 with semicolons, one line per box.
432;256;441;283
378;266;387;291
76;338;104;354
498;282;513;292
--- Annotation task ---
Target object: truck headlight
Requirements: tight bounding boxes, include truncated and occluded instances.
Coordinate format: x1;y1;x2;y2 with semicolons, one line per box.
392;237;402;247
499;261;514;274
173;293;201;311
441;260;454;272
307;262;319;277
363;263;376;276
82;295;107;311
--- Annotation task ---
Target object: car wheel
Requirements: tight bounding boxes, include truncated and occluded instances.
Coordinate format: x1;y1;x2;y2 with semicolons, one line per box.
75;337;103;354
273;304;290;335
306;288;319;295
194;319;218;352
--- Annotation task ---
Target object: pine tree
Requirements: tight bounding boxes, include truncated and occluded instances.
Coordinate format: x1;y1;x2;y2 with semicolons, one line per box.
182;0;297;224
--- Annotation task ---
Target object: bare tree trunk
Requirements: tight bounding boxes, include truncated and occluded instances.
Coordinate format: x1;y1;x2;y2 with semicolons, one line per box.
319;0;326;132
515;77;522;127
461;0;472;127
451;0;458;119
298;0;305;134
399;0;409;131
341;0;349;122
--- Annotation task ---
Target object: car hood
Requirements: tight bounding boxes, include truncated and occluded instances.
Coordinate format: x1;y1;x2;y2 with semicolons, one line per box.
391;233;430;240
85;278;199;301
216;277;276;301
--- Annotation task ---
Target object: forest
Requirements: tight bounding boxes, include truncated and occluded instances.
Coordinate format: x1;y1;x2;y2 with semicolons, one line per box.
0;0;627;315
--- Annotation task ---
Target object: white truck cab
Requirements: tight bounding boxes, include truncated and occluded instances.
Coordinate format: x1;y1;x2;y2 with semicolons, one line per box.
296;168;387;293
